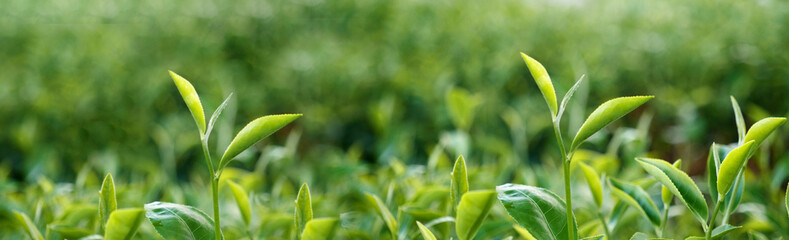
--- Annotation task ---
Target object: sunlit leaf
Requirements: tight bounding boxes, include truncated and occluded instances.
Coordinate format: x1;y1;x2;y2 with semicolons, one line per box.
366;193;397;239
295;183;313;237
717;141;754;195
571;96;653;151
581;235;604;240
450;155;469;211
662;160;681;205
301;218;339;240
742;117;786;157
513;224;537;240
456;190;496;240
204;93;234;141
496;183;578;240
227;180;251;227
416;221;437;240
144;201;220;240
105;208;145;240
13;210;44;240
730;96;746;143
707;144;720;203
635;157;707;226
169;71;206;134
578;162;603;208
99;173;117;233
607;178;661;226
521;52;558;117
219;114;302;171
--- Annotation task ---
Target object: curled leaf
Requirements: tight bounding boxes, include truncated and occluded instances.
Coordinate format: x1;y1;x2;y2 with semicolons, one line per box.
169;71;206;134
521;52;558;117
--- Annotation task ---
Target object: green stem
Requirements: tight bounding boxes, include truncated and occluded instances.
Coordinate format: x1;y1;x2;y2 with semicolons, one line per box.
706;198;723;240
596;211;612;240
552;121;574;240
212;176;221;240
659;204;669;238
720;172;742;224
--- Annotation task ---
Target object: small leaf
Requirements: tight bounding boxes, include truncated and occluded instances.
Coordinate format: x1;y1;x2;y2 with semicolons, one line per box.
455;190;496;240
205;93;234;141
416;221;437;240
785;183;788;219
571;96;653;151
578;162;603;208
13;210;44;240
169;71;206;134
717;141;755;195
219;114;302;171
144;201;220;240
730;96;746;144
301;218;339;240
581;235;604;240
99;173;117;233
450;155;469;211
635;157;707;226
496;183;578;240
227;180;251;227
295;183;313;237
556;75;586;123
743;117;786;157
513;224;537;240
723;172;745;216
707;144;720;203
105;208;145;240
710;224;741;240
607;178;661;226
446;88;481;131
366;193;397;239
521;52;558;117
662;160;682;205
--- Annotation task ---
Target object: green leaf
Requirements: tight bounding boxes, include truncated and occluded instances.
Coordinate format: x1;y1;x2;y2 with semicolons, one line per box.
556;75;586;123
607;178;661;226
219;114;302;171
630;232;670;240
717;141;755;195
446;87;481;131
227;180;251;227
710;224;741;240
743;117;786;157
450;155;469;211
730;96;746;144
144;201;221;240
635;157;707;226
662;160;682;205
707;144;721;203
13;210;44;240
578;162;603;208
301;218;339;240
295;183;313;237
416;221;437;240
581;235;604;240
105;208;145;240
204;93;234;141
521;52;558;117
513;224;537;240
455;190;496;240
571;96;653;151
786;183;789;219
99;173;117;233
496;183;578;240
723;171;744;216
169;71;206;134
365;193;397;239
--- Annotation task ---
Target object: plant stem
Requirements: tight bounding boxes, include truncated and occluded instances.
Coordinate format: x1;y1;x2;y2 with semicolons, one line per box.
659;204;669;238
720;172;742;224
201;139;222;240
596;211;612;240
553;121;574;240
706;198;723;240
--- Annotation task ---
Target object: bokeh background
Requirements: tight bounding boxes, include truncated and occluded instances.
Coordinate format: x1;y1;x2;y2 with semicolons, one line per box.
2;0;789;238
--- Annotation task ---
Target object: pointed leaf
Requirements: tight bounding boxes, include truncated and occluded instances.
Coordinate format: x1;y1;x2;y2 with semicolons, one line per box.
170;71;206;134
571;96;653;150
105;208;145;240
205;93;234;141
295;183;313;237
785;183;788;219
521;52;558;117
513;224;537;240
635;157;707;226
578;162;603;208
723;172;744;216
227;180;251;227
730;96;746;144
13;210;44;240
219;114;302;170
450;155;469;211
456;190;496;240
662;160;682;205
743;117;786;157
707;144;720;203
710;224;741;240
99;173;117;233
717;141;755;195
144;201;220;240
607;178;661;226
366;193;397;239
416;221;437;240
496;183;578;240
301;218;339;240
557;75;586;123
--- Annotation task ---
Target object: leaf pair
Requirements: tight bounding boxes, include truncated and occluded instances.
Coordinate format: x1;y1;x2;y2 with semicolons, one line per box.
295;183;338;240
99;174;146;240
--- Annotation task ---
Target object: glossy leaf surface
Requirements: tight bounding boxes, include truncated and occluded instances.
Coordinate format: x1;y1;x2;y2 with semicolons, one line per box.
571;96;653;150
607;178;661;226
144;201;220;240
219;114;302;170
456;190;496;240
169;71;206;134
636;157;707;225
521;52;558;117
497;183;578;240
717;141;754;195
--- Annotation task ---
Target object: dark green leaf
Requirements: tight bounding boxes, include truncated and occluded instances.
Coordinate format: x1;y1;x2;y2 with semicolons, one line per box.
607;178;661;226
144;201;220;240
635;157;707;226
496;183;578;240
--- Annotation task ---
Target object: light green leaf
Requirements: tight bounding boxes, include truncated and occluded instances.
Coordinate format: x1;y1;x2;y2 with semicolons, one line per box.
169;71;206;134
366;193;397;239
456;190;496;240
204;93;234;141
13;210;44;240
48;224;92;239
571;96;653;151
450;155;469;211
717;141;755;195
144;201;220;240
786;183;789;219
710;224;741;240
416;221;437;240
446;87;481;131
581;235;604;240
301;218;339;240
219;114;302;171
513;224;537;240
78;235;104;240
227;180;251;227
496;183;578;240
630;232;670;240
578;162;603;208
521;52;558;117
723;171;744;216
105;208;145;240
635;157;707;226
607;178;661;226
730;96;746;144
707;144;721;203
662;160;682;205
743;117;786;157
556;75;586;123
295;183;313;237
99;173;117;233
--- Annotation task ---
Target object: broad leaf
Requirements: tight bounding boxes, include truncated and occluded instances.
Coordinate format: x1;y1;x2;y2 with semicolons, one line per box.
144;201;220;240
366;193;397;239
578;162;603;208
456;190;496;240
743;117;786;157
227;180;251;227
450;155;469;211
521;52;558;117
105;208;145;240
635;157;707;226
416;221;437;240
169;71;206;134
710;224;741;240
99;173;117;233
295;183;313;237
13;210;44;240
571;96;653;151
607;178;661;226
219;114;302;170
717;141;754;195
662;160;682;205
301;218;339;240
496;183;578;240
